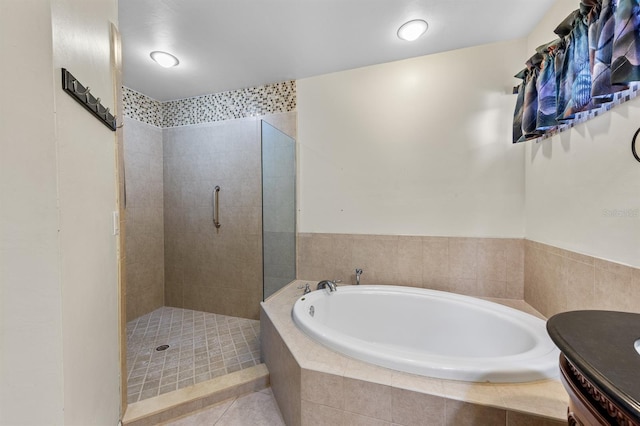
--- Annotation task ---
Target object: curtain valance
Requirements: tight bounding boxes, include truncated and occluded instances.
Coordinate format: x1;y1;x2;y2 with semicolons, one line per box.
513;0;640;143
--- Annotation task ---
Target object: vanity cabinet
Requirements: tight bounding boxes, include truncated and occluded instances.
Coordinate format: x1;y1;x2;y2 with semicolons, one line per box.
547;311;640;426
560;353;638;425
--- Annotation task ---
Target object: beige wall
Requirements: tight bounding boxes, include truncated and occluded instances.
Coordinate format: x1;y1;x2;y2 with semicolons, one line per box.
163;118;263;319
295;0;639;320
124;117;165;320
295;37;530;298
524;101;640;268
1;0;121;424
522;0;640;314
1;1;64;423
297;38;527;238
524;0;640;268
52;0;121;423
526;0;575;53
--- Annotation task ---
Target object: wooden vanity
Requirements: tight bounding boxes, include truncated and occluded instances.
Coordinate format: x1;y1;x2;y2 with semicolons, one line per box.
547;311;640;425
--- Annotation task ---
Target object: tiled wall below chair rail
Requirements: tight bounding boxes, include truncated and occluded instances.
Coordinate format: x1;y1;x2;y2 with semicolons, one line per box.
297;233;640;317
524;240;640;318
297;233;525;299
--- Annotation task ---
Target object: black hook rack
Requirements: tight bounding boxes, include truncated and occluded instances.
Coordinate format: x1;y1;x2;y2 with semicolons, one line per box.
61;68;117;131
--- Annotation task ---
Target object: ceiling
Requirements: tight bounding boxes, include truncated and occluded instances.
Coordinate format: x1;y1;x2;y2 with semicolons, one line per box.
119;0;557;102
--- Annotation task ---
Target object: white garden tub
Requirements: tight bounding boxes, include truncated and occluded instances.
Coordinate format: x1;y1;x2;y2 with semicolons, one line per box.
292;285;559;383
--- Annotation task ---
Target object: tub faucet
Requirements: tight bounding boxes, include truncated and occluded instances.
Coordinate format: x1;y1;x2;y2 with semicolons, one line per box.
317;280;338;292
355;268;363;285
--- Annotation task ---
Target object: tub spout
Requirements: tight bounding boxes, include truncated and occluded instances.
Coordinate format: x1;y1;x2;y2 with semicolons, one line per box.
355;268;363;285
317;280;338;292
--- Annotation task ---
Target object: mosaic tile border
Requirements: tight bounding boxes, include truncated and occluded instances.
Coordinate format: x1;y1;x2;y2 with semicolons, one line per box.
123;86;163;127
122;81;296;128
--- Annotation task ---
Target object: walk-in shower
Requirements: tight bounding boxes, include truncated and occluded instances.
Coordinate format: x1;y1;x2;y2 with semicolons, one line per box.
123;114;296;403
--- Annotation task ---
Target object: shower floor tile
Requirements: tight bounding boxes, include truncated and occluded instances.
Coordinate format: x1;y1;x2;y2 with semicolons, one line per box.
126;307;261;404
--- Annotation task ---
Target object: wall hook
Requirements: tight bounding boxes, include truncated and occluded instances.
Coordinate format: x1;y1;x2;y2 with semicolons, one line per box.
96;105;110;120
633;128;640;163
72;80;91;96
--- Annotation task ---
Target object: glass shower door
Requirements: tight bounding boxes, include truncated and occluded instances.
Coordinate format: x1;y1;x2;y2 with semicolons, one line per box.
261;121;296;300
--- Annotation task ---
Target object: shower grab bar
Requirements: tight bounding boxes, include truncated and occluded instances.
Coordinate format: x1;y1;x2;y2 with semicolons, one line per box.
212;185;221;229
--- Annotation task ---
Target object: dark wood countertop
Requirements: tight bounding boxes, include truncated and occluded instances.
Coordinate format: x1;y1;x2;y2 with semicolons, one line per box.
547;310;640;421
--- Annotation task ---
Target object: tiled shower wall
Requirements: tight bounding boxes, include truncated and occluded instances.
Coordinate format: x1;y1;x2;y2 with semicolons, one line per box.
297;233;525;299
124;117;165;320
163;119;263;320
123;83;296;322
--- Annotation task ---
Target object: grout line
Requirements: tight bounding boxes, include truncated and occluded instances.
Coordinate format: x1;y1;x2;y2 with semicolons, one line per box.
213;395;239;425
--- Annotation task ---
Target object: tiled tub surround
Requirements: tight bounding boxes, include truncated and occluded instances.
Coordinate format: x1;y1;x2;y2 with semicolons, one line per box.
524;240;640;318
126;307;260;404
124;117;165;320
297;233;640;317
262;281;567;426
298;234;525;299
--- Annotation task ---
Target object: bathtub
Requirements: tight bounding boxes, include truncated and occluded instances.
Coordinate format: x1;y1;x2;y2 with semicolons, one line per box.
292;285;559;383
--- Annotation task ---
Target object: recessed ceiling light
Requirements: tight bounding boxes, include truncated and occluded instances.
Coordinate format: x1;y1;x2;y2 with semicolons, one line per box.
397;19;428;41
150;51;180;68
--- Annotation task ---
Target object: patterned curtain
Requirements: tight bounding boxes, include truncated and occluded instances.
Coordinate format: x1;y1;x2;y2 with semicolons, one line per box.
513;0;640;143
520;54;543;141
612;0;640;85
592;0;622;101
536;40;561;131
513;69;527;143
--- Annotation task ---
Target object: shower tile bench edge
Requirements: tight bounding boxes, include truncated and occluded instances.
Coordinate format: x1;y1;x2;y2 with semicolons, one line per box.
261;280;568;426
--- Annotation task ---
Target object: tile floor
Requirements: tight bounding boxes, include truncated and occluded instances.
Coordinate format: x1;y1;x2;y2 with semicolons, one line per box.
126;307;261;403
163;388;285;426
